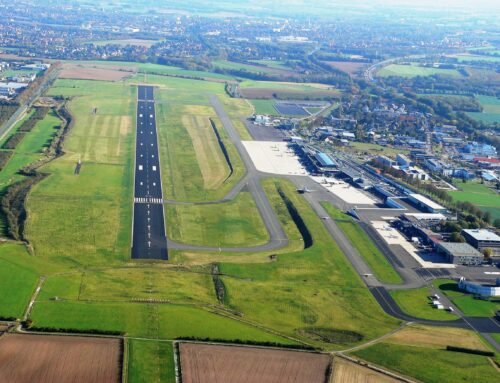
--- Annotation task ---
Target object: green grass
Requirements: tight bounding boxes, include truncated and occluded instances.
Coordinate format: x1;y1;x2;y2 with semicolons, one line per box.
352;342;497;383
249;99;277;115
127;340;176;383
448;181;500;220
155;101;244;202
249;59;291;70
27;79;135;266
450;54;500;63
377;64;463;78
434;279;500;317
212;60;293;76
348;141;408;156
467;95;500;125
0;244;39;318
166;192;269;247
1;69;40;77
321;203;402;284
390;288;458;321
30;301;295;343
216;179;400;349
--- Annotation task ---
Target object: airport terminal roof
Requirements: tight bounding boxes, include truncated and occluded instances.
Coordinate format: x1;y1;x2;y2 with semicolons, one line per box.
408;193;445;211
315;152;335;167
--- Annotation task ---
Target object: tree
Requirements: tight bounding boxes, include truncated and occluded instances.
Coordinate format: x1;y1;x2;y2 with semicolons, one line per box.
482;211;491;224
450;232;465;243
483;248;493;259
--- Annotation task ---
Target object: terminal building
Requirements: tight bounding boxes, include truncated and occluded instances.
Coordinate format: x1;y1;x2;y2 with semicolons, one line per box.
407;193;447;214
461;229;500;257
436;242;484;266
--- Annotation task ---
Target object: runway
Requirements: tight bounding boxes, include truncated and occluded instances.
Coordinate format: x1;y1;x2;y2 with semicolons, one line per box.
131;85;168;260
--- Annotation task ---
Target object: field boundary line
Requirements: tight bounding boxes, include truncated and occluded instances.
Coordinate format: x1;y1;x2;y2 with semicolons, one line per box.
23;276;45;321
121;337;129;383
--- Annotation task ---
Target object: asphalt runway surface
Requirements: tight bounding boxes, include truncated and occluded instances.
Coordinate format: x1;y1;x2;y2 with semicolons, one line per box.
131;85;168;260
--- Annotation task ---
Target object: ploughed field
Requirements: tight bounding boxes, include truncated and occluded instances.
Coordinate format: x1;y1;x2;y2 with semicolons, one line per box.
0;333;121;383
179;343;331;383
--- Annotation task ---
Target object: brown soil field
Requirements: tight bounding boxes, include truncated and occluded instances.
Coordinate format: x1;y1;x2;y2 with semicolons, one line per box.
240;88;339;100
180;343;331;383
0;333;121;383
59;63;136;81
325;61;367;76
331;357;400;383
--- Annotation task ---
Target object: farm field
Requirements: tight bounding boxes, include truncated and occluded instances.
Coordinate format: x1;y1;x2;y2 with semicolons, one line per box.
179;343;331;383
166;192;269;247
321;203;402;284
448;180;500;220
127;339;175;383
324;61;367;75
331;357;400;383
59;62;135;81
0;334;121;383
377;64;463;78
467;95;500;124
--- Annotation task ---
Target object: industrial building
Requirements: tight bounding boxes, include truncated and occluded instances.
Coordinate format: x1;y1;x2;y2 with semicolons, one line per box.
407;193;447;213
461;229;500;257
436;242;484;266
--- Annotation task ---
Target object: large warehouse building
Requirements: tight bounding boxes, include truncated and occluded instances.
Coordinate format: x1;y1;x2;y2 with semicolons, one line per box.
436;242;484;266
461;229;500;257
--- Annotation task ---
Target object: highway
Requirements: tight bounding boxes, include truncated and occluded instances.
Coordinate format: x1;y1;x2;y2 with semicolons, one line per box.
131;85;168;260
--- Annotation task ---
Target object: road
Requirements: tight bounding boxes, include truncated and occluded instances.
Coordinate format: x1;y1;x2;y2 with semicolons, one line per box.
0;67;59;141
166;95;288;253
131;85;168;260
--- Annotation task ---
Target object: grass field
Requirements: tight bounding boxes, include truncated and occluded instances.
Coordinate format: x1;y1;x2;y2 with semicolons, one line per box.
448;181;500;220
155;99;244;202
166;192;269;247
352;342;497;383
238;80;340;100
433;279;500;317
449;54;500;63
348;141;409;157
127;340;176;383
30;301;294;343
0;244;38;318
212;60;296;76
390;288;458;321
377;64;463;78
217;179;400;349
249;99;277;115
467;95;500;124
321;203;402;284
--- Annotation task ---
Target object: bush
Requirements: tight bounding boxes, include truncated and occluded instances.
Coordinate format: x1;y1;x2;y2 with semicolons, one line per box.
2;132;26;149
0;151;13;170
178;336;316;350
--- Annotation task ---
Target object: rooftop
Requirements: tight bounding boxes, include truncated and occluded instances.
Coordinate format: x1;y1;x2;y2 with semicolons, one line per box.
408;193;446;211
315;152;335;167
438;242;483;257
462;229;500;242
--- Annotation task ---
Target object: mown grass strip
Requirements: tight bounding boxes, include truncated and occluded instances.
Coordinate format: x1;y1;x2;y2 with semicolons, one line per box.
321;202;402;284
